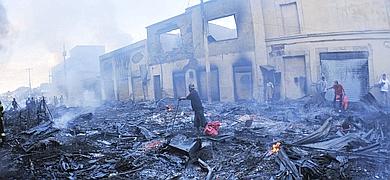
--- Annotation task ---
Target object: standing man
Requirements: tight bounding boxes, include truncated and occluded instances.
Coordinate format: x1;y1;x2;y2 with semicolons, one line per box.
378;73;389;107
59;95;64;106
318;76;328;105
328;81;345;112
266;82;274;104
11;98;19;111
0;101;5;144
179;84;207;134
31;97;36;112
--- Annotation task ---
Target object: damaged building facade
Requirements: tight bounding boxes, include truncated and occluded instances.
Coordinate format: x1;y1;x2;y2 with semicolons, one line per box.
100;0;390;102
100;40;149;101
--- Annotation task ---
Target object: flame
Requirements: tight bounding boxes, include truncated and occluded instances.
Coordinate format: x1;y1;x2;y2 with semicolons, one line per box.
166;105;174;112
270;142;281;154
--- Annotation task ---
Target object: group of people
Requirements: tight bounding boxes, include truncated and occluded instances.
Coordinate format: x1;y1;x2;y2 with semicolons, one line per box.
317;78;346;112
25;96;50;116
53;95;64;107
318;73;390;111
0;96;52;145
25;97;37;112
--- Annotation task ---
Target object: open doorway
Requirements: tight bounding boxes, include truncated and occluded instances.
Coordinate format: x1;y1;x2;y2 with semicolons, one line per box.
233;59;253;101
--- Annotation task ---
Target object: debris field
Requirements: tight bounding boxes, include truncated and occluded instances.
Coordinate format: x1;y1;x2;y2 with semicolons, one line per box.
0;97;389;179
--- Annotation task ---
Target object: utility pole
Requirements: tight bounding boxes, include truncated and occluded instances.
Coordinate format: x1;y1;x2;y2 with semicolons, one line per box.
62;45;68;100
26;68;32;95
48;71;52;84
200;0;212;102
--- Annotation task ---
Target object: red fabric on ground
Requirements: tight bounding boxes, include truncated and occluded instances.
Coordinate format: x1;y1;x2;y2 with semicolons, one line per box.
204;121;221;137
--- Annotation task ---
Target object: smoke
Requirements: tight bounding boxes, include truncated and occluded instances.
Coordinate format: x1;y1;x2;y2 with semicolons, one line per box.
0;0;9;51
53;112;79;129
0;0;190;93
20;0;133;53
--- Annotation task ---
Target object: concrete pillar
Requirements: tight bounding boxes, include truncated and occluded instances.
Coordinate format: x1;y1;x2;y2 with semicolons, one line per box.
112;59;119;101
249;0;269;102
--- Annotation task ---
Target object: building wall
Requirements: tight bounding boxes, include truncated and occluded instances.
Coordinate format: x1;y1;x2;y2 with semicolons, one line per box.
101;0;390;103
262;0;390;38
190;0;256;57
99;40;149;101
147;13;194;65
146;0;266;102
262;0;390;101
266;36;390;100
100;58;115;101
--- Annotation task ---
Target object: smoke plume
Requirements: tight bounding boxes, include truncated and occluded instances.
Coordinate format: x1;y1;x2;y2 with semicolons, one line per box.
0;0;9;51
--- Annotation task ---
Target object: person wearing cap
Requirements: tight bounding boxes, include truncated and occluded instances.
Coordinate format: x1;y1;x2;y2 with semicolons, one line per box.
179;84;207;134
0;101;5;144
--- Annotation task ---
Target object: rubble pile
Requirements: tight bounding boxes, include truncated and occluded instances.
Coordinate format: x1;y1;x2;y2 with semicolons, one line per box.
0;98;389;179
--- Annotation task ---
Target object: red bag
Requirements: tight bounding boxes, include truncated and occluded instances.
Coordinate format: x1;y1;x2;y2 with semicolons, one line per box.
342;96;349;110
204;121;221;137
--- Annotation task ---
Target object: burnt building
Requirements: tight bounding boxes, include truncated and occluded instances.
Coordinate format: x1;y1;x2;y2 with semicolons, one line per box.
100;0;390;103
147;0;268;102
100;40;148;101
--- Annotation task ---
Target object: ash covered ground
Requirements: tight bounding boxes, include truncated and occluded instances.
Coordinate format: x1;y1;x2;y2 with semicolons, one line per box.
0;97;389;180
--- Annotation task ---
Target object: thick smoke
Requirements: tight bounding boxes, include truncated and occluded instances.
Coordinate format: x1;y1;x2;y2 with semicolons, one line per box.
0;0;9;51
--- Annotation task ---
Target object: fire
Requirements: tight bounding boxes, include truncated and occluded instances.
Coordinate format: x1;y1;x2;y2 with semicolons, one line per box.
166;105;174;112
270;142;281;154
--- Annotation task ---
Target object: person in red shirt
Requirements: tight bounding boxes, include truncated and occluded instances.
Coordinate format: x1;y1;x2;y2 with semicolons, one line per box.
328;80;345;112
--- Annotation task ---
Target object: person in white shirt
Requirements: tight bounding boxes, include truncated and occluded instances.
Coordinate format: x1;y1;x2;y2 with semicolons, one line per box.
266;82;274;103
318;76;328;101
378;73;389;107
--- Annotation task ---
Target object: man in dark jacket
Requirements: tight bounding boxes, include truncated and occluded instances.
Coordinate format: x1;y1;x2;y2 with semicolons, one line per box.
11;98;19;110
179;84;207;133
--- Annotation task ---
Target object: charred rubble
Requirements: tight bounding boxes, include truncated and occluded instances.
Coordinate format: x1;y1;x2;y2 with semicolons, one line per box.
0;97;389;179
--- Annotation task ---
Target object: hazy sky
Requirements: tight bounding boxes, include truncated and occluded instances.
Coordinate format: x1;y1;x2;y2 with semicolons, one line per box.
0;0;203;93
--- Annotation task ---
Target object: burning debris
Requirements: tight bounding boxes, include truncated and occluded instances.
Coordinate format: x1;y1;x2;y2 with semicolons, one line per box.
0;97;389;179
270;142;281;154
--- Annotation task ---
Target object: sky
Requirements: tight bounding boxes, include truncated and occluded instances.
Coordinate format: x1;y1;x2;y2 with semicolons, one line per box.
0;0;203;93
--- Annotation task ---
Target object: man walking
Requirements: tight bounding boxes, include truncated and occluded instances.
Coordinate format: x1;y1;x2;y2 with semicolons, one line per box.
378;73;389;107
11;98;19;111
179;84;207;134
328;80;345;112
